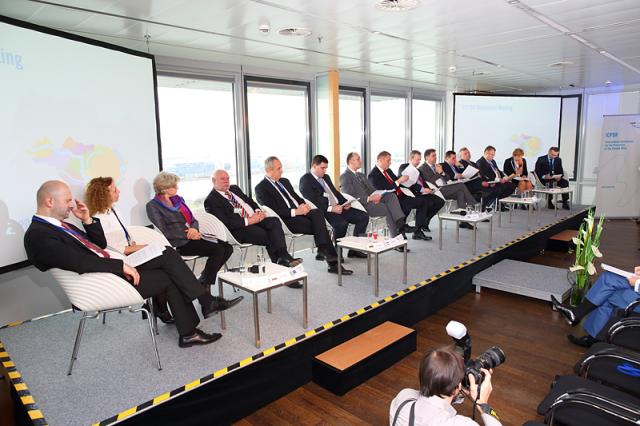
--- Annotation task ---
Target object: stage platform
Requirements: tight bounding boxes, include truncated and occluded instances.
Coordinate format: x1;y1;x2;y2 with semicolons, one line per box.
0;206;591;426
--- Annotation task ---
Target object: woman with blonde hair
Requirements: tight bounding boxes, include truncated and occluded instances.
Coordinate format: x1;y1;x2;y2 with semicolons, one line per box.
146;172;242;312
503;148;533;196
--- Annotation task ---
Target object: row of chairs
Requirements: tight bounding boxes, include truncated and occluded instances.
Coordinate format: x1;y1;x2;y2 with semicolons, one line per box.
525;299;640;425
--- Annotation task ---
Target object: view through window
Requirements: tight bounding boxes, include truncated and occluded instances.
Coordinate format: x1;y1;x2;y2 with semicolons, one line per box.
339;89;365;169
370;94;407;174
412;98;439;157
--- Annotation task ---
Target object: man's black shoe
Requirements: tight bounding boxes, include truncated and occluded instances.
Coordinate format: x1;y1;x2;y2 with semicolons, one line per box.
202;296;244;319
551;295;578;326
315;253;325;261
421;225;432;233
347;250;368;259
287;281;303;289
568;334;597;348
317;247;338;263
562;203;570;210
412;230;432;241
179;329;222;348
328;264;353;275
277;257;303;268
395;246;410;253
547;201;555;210
459;222;474;230
403;224;417;233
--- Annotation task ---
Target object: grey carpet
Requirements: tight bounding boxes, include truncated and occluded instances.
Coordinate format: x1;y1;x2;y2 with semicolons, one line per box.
0;206;584;425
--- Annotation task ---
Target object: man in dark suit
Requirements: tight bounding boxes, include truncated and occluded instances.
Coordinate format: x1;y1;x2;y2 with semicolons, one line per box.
24;180;232;348
476;145;517;202
254;156;353;275
415;149;474;228
299;155;369;258
368;151;432;241
534;146;570;210
457;148;500;211
205;169;302;269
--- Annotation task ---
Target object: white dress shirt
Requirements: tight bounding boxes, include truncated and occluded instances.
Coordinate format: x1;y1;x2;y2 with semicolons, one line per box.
216;189;256;226
93;210;129;256
390;389;502;426
311;171;339;212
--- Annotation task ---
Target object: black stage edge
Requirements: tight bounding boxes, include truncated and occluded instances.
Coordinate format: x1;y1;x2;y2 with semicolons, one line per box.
9;210;587;426
116;209;587;426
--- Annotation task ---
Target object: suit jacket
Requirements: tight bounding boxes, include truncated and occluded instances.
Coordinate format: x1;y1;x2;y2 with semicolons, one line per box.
503;157;529;177
417;162;450;186
476;157;505;182
368;166;403;194
339;168;375;205
24;218;123;275
254;177;305;219
146;198;199;247
204;185;260;231
534;155;564;179
299;172;346;212
440;161;463;181
397;163;429;195
459;159;478;170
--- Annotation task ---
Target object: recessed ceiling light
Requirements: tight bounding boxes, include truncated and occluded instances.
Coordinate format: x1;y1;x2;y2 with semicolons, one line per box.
375;0;421;12
548;61;574;67
277;27;312;37
599;49;607;54
604;80;612;86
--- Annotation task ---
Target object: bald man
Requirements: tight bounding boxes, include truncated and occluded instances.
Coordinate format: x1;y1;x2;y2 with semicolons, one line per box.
204;170;302;271
24;180;227;348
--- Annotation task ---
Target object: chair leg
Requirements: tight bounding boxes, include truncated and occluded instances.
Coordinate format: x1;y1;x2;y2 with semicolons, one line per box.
67;313;88;375
147;298;159;335
142;305;162;371
102;312;107;325
290;238;296;258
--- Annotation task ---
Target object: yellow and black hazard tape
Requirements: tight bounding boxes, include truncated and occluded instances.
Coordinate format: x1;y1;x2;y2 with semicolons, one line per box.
93;208;588;425
0;341;47;425
0;308;72;331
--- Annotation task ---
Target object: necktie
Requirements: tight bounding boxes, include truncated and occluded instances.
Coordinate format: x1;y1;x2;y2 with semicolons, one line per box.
549;157;554;171
225;191;248;218
318;177;338;206
417;175;426;188
430;164;436;173
61;222;111;258
383;170;402;196
275;181;297;209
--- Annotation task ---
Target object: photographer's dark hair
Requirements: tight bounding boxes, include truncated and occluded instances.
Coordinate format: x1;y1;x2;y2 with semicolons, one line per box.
419;346;464;397
312;154;329;166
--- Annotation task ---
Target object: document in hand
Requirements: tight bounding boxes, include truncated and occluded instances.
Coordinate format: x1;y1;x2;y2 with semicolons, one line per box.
400;164;420;187
462;165;479;179
426;181;446;200
551;174;563;179
341;198;355;207
124;242;166;267
372;189;395;196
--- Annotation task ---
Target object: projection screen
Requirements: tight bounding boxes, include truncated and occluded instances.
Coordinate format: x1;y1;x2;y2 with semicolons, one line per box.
0;16;161;271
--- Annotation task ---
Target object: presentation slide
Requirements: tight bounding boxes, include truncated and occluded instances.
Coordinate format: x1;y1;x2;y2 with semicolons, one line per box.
0;17;160;270
454;94;562;170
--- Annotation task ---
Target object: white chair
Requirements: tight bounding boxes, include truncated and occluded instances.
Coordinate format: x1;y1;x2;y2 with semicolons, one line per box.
260;205;305;257
193;211;255;269
302;198;334;242
146;225;201;272
50;268;161;375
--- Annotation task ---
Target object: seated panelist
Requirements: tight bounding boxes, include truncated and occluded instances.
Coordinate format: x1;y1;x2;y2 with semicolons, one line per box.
451;148;500;212
145;172;243;314
254;156;353;275
476;145;517;202
24;180;227;348
502;148;533;195
299;155;369;258
204;169;302;269
534;146;570;210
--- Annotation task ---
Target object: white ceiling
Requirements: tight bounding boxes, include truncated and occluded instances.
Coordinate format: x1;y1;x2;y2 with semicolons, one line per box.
2;0;639;92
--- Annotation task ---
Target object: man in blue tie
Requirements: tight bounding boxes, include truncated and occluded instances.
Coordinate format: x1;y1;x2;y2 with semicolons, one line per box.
534;147;570;210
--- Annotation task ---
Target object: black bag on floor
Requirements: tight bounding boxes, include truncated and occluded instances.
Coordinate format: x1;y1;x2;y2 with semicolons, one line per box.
574;342;640;398
537;375;640;426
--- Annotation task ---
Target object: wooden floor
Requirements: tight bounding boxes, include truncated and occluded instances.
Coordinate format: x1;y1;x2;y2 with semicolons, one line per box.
238;219;640;425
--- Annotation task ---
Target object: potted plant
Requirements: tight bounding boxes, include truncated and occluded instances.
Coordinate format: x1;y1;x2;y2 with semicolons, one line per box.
569;209;604;306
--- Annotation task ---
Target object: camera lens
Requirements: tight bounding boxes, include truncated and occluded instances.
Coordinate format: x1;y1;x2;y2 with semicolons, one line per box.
478;346;506;369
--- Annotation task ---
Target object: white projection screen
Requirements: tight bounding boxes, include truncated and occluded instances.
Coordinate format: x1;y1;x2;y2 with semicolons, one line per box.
0;16;161;271
453;94;563;172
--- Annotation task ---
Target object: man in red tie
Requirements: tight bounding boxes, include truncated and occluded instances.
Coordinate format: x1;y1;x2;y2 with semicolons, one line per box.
24;180;228;348
367;151;433;241
204;169;303;271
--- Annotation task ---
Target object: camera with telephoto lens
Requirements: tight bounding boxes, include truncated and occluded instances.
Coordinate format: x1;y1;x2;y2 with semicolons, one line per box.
446;321;506;388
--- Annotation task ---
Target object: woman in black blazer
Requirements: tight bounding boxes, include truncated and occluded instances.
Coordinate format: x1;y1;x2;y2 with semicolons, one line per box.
146;172;235;294
503;148;533;195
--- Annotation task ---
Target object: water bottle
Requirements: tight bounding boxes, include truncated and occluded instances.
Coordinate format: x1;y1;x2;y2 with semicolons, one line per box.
366;221;373;242
256;249;266;274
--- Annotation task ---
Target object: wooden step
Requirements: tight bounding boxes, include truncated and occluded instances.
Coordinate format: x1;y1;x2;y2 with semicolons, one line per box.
312;321;416;395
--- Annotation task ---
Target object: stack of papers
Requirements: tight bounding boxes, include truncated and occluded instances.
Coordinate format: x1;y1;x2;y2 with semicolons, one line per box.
124;242;166;267
400;164;420;187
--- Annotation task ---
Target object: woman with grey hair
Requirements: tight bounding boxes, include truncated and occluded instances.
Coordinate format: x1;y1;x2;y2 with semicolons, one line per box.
146;171;242;311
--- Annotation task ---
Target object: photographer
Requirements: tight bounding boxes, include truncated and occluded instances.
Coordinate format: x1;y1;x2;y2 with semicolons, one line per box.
390;346;502;426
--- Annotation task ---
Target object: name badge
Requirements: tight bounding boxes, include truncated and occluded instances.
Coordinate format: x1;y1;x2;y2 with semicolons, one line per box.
233;208;242;215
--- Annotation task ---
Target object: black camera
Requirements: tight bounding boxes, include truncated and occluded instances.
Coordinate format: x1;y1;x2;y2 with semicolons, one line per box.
446;321;506;387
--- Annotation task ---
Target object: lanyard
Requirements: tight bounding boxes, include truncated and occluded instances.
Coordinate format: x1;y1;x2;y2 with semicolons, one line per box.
110;208;131;245
32;216;84;238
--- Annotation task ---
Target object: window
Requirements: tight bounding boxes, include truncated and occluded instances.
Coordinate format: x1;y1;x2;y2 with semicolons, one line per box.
412;98;439;156
246;79;310;192
370;94;406;173
339;88;365;169
157;76;237;209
